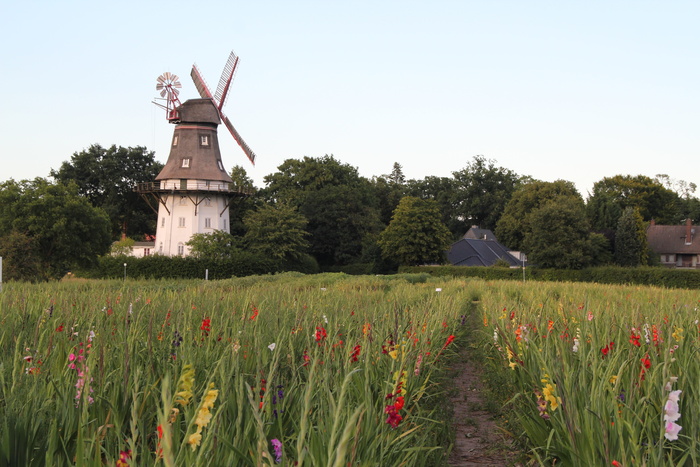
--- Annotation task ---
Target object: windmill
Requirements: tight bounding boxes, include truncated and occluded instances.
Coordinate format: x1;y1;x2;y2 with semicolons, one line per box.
191;51;256;165
137;50;256;257
155;72;182;122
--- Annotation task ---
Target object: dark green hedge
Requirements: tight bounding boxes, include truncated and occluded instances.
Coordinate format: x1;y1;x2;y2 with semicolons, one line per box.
400;265;700;289
87;253;278;280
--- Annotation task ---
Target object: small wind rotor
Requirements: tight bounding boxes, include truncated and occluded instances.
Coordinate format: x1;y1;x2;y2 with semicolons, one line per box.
154;72;182;122
191;51;256;165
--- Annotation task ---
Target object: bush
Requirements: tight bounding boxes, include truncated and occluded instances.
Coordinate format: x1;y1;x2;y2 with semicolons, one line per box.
400;265;700;289
88;252;277;280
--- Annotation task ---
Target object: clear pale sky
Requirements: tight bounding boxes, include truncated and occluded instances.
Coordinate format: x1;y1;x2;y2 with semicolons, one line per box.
1;1;698;198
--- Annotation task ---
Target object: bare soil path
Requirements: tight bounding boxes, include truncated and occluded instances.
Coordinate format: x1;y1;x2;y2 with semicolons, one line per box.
447;346;520;466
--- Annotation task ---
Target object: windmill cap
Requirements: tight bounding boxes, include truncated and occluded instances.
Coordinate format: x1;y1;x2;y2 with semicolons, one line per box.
177;99;221;125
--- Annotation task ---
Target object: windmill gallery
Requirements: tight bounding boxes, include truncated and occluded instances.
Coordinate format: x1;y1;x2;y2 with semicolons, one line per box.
136;51;256;257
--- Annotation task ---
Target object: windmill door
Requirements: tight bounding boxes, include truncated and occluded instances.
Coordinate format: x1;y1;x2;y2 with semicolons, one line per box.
180;179;187;190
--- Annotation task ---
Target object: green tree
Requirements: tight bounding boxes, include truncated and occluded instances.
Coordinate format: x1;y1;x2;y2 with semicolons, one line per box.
228;165;258;237
0;230;42;281
452;155;522;231
614;207;648;266
51;144;164;239
186;230;242;260
524;198;592;269
587;175;680;231
496;180;583;251
405;176;462;237
110;237;135;256
261;155;382;266
244;202;310;266
372;162;407;225
0;178;112;279
378;196;452;266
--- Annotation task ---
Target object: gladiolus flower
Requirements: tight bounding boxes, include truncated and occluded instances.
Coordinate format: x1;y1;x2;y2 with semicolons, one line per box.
188;432;202;450
664;389;682;441
601;342;614;358
350;345;361;362
174;365;195;407
629;330;641;347
442;334;455;349
315;327;327;343
271;439;282;463
200;318;211;334
116;449;132;467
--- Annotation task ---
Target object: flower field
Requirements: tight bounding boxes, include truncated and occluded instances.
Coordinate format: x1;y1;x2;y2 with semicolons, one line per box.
2;273;699;466
0;273;466;466
480;280;700;466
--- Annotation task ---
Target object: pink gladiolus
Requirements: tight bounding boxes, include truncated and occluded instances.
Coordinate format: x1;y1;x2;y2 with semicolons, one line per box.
663;390;682;440
665;422;682;441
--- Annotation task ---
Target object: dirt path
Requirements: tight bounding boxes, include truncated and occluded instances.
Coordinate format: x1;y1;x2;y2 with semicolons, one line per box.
447;347;520;466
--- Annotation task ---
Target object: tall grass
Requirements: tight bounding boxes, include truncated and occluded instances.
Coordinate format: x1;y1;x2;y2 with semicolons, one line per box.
476;279;700;466
0;273;466;466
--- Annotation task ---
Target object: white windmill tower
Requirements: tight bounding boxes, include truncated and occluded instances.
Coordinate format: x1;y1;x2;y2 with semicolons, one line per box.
137;51;256;256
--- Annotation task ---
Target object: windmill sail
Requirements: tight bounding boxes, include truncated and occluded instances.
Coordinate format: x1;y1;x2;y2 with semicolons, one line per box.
215;51;239;111
189;52;256;166
190;65;213;100
222;114;256;165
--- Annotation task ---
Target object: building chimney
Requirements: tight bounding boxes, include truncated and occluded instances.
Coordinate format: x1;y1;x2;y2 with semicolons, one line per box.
686;218;692;245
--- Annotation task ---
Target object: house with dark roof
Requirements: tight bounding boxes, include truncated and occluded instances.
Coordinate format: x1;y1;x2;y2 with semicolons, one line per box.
647;218;700;268
446;226;523;267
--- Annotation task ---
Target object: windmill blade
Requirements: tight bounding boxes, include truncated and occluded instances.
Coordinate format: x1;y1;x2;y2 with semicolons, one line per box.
191;65;214;100
215;51;239;111
222;114;256;165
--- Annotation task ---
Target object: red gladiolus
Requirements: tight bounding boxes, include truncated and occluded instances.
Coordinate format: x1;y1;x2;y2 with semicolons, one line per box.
200;318;211;335
56;324;64;332
641;355;651;369
350;345;361;362
384;404;403;428
394;396;405;411
116;449;132;467
629;330;641;347
442;334;455;349
249;306;259;320
315;327;327;343
601;342;614;358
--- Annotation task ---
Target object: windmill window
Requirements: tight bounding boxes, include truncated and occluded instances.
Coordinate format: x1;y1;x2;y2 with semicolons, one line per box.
217;160;224;171
200;135;209;147
159;242;163;253
177;243;185;256
172;135;179;146
205;218;212;228
178;217;185;228
144;248;150;256
161;217;165;227
181;158;191;168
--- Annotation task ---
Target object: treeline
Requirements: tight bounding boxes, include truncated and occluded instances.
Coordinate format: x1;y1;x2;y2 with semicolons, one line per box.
1;144;699;281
